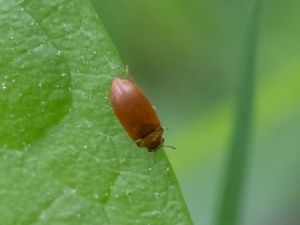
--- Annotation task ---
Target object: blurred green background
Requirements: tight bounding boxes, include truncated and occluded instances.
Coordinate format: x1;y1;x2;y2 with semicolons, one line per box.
92;0;300;225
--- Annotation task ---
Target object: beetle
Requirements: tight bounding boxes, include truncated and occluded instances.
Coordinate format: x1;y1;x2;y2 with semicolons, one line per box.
110;67;166;152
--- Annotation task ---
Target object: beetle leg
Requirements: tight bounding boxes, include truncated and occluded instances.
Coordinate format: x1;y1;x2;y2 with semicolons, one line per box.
135;138;142;146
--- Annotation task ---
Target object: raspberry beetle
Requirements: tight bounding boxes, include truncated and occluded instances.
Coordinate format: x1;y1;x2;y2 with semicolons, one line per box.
110;67;165;152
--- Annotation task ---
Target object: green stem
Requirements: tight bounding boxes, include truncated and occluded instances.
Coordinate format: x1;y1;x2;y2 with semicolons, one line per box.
215;1;262;225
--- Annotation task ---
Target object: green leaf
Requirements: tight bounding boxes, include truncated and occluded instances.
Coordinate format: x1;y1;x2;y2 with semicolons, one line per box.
0;1;193;225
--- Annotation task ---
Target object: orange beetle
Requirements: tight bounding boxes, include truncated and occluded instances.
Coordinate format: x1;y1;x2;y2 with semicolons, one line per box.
110;68;164;152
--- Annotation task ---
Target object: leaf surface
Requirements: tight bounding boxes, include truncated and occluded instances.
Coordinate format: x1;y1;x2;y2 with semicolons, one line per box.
0;1;193;225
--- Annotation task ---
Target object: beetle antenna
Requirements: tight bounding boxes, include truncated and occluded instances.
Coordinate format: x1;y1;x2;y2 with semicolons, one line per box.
124;65;135;81
125;65;129;76
163;144;176;150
